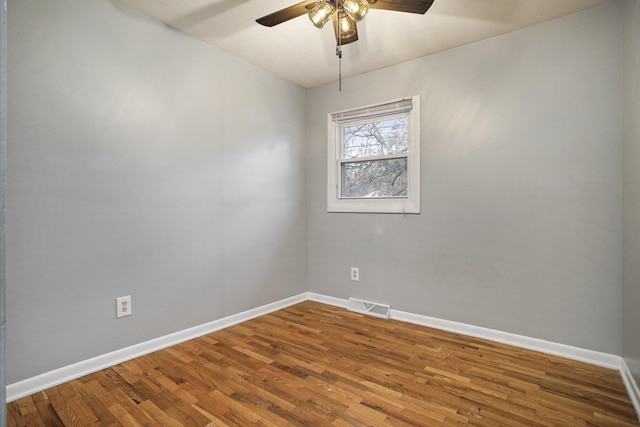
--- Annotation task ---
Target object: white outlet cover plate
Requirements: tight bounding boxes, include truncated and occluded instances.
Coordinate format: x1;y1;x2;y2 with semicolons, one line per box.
116;295;132;318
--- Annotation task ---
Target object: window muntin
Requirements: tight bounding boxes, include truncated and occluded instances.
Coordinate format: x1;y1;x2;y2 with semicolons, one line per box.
327;95;420;213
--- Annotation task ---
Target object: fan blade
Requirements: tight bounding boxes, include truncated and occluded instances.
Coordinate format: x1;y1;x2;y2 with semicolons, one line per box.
368;0;434;14
256;0;319;27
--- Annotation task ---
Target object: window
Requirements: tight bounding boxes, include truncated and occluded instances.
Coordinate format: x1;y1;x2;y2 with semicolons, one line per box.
327;95;420;213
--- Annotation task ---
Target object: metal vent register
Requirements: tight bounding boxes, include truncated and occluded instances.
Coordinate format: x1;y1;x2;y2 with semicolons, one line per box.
347;297;391;319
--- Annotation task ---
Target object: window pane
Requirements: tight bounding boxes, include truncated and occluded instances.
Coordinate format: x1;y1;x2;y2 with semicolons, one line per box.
342;116;408;159
341;158;408;198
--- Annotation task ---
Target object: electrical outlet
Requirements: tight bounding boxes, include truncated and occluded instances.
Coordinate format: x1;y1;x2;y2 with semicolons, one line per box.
116;295;132;318
351;267;359;281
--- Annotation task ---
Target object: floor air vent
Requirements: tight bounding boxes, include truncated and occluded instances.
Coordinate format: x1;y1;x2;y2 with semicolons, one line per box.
347;297;391;319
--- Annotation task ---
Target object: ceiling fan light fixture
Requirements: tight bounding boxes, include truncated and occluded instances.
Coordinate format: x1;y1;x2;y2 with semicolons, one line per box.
309;1;335;29
342;0;369;21
333;11;357;42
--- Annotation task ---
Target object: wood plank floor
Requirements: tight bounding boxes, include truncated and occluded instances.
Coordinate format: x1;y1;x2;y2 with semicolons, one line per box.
7;301;639;426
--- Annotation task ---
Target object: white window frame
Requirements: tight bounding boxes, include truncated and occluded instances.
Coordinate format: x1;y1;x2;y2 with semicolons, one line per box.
327;95;420;213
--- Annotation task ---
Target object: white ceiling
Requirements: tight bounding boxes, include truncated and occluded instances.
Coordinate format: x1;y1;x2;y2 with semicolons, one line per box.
117;0;614;88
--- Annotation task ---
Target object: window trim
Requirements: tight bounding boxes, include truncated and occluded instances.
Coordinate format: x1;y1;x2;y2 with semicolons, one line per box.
327;95;421;214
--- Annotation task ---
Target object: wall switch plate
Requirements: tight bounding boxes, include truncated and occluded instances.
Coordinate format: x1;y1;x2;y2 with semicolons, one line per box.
116;295;132;318
351;267;359;281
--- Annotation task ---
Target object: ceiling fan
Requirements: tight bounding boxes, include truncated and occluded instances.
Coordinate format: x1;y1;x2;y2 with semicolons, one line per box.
256;0;434;90
256;0;435;46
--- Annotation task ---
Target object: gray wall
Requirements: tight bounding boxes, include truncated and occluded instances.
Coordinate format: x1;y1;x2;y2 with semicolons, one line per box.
6;0;307;383
623;0;640;383
307;3;623;354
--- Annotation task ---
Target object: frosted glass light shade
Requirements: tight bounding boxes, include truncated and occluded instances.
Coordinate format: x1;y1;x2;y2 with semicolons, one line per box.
343;0;369;21
334;12;357;40
309;2;335;28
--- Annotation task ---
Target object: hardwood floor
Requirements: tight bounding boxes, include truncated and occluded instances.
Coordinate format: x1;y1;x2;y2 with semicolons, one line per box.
7;301;639;426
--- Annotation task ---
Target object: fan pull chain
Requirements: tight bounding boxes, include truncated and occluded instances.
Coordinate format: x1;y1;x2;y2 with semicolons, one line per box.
337;46;342;92
336;15;342;92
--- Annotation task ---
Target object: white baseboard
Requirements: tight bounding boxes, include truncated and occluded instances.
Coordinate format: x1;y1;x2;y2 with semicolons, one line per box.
7;291;640;421
621;358;640;419
307;292;346;308
6;293;308;402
